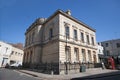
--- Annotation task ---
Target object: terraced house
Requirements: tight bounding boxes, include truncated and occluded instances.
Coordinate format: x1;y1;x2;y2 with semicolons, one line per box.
23;10;98;74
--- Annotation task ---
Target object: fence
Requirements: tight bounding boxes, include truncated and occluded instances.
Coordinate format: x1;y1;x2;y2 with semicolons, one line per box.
23;62;102;74
23;62;59;74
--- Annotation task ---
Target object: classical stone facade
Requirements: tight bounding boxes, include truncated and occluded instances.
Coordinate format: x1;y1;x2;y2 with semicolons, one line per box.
23;10;98;74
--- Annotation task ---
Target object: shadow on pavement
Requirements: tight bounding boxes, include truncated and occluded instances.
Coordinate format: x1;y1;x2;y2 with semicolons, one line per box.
71;71;120;80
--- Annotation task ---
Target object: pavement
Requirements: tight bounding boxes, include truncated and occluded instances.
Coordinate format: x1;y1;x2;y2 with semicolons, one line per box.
16;68;120;80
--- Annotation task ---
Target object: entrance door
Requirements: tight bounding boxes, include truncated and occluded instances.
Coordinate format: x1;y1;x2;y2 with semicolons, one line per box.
2;58;8;67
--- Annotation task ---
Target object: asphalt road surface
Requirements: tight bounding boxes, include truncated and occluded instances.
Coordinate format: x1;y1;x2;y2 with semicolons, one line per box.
0;68;41;80
1;68;120;80
71;70;120;80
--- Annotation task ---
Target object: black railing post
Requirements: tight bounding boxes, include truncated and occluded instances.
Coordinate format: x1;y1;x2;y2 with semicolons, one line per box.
64;62;68;74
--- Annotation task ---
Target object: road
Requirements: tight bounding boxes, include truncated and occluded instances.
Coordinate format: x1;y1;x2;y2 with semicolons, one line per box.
71;70;120;80
0;68;41;80
1;68;120;80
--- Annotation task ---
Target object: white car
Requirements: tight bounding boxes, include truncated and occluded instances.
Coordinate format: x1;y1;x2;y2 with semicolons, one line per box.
10;63;22;68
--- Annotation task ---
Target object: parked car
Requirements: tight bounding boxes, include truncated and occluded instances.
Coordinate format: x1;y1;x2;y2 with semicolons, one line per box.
9;63;22;69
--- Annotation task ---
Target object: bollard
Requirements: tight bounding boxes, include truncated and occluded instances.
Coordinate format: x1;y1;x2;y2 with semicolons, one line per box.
51;70;54;75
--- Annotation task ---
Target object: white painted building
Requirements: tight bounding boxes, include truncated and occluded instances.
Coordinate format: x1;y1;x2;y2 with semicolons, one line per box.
0;41;12;67
9;46;24;66
0;41;24;67
97;42;104;62
97;42;104;55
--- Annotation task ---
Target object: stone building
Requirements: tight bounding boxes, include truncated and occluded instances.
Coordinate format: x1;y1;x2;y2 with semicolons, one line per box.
23;10;98;74
101;39;120;56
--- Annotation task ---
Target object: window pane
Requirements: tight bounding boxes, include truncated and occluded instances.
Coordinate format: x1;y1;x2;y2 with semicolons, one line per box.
106;50;110;56
88;50;91;62
49;28;53;39
74;48;79;61
81;32;84;42
82;49;86;62
11;51;14;55
74;29;77;40
65;26;69;37
32;32;34;43
65;46;71;61
116;43;120;48
91;37;94;45
86;35;90;44
106;43;108;47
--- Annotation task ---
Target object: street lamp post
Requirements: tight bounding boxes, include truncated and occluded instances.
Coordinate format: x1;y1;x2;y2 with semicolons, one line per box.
65;32;68;74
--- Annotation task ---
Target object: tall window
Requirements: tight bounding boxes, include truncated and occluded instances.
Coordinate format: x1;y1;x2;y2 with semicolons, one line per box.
65;26;69;38
49;28;53;39
65;46;71;62
30;35;32;44
106;50;110;56
81;32;84;43
88;50;92;62
5;47;8;54
15;52;17;55
32;32;34;43
74;48;79;61
27;52;29;62
116;43;120;48
74;29;77;40
93;51;97;63
82;49;86;62
86;35;90;44
106;43;108;47
11;51;14;55
28;35;31;45
91;37;94;45
25;37;28;46
30;51;32;63
99;49;101;53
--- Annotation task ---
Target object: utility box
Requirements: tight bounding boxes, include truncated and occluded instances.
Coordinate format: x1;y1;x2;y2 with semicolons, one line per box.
80;65;86;72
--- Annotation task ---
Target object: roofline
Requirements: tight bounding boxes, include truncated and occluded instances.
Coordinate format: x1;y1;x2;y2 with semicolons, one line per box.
100;38;120;43
25;18;42;35
25;9;96;35
43;9;96;32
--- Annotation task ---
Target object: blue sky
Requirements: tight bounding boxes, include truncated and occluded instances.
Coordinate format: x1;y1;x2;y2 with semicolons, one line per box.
0;0;120;44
